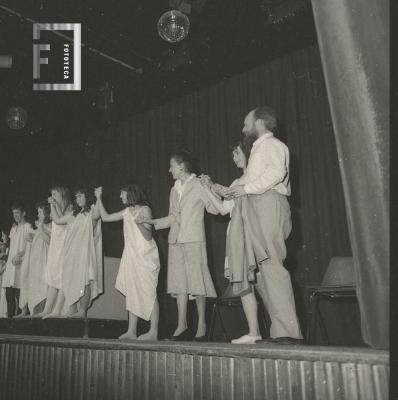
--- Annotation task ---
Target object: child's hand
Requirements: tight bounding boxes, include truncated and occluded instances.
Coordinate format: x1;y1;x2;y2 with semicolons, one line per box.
48;196;55;205
25;232;35;242
94;187;103;199
11;254;22;266
199;174;213;188
35;220;40;228
1;232;7;243
135;215;155;225
0;260;6;274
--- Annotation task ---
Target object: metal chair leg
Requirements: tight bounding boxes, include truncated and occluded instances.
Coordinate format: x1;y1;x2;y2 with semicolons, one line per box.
216;306;229;342
207;302;217;341
307;295;319;345
317;303;330;345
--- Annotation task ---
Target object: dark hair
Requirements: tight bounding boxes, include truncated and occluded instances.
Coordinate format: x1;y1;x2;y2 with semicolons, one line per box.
11;202;26;213
73;187;95;215
171;149;198;174
49;184;72;212
230;134;257;165
120;183;149;207
253;106;277;131
37;201;51;224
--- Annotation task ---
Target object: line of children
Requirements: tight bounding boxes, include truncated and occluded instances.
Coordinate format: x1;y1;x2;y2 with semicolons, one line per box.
0;147;271;343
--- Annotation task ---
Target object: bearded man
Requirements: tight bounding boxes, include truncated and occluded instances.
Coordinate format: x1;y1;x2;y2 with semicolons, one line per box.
225;106;303;343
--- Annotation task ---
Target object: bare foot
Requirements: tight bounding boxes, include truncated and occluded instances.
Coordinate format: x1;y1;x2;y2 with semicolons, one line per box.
195;323;206;338
118;331;137;340
13;313;29;319
34;311;47;318
68;310;86;319
42;312;63;319
173;325;188;336
138;330;158;341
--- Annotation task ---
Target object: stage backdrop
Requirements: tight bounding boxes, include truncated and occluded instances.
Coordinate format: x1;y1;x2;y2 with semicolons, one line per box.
83;44;353;340
3;44;355;341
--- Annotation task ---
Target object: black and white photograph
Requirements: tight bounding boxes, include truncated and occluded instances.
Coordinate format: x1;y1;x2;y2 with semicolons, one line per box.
0;0;389;399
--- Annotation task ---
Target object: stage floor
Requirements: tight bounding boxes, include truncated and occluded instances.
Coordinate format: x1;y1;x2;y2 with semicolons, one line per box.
0;327;389;400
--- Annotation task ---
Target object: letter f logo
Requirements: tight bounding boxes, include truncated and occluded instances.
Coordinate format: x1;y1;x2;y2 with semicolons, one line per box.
33;24;50;79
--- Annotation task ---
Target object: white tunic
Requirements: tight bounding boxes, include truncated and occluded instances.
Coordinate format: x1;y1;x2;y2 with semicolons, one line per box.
116;207;160;320
61;209;103;307
27;225;51;312
18;225;36;308
45;221;69;289
2;222;31;288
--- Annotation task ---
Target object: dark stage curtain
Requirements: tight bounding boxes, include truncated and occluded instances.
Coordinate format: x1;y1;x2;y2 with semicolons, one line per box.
310;0;389;349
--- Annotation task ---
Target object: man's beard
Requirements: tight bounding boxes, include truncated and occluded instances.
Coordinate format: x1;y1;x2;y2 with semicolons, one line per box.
243;127;258;140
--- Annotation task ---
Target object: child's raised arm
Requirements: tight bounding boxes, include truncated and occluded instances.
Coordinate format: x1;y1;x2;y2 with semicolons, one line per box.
49;197;72;225
94;187;124;222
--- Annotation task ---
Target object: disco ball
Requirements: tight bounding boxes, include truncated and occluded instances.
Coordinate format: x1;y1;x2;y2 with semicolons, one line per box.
6;107;28;130
157;10;190;43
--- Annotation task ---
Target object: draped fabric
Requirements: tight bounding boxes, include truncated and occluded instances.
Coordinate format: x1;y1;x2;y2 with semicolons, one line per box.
311;0;389;349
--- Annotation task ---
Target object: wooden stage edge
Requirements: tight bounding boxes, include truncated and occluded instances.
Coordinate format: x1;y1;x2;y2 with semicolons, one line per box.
0;333;389;364
0;334;390;400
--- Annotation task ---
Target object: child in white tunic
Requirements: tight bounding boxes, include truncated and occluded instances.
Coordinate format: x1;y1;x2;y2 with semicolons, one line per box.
26;202;52;316
0;231;9;317
56;188;102;317
37;185;73;318
2;203;31;317
95;183;160;341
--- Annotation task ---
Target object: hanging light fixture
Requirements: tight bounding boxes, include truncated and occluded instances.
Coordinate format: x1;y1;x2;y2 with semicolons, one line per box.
6;106;28;130
157;10;190;43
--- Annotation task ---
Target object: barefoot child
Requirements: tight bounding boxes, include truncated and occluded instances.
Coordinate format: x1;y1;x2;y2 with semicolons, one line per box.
26;202;52;316
1;203;31;317
56;187;103;317
0;230;9;317
38;185;73;318
95;183;160;341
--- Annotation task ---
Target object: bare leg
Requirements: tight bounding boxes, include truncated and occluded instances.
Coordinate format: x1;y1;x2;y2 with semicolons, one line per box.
62;302;78;317
138;298;159;341
241;291;260;337
14;304;29;318
173;294;188;336
36;286;58;318
68;285;91;318
195;296;206;337
43;290;65;319
31;299;45;317
119;311;138;340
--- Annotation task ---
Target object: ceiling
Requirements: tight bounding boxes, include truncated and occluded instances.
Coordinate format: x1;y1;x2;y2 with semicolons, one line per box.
0;0;317;138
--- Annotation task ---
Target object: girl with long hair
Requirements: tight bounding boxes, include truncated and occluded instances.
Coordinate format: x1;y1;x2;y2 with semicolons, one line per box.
95;183;160;340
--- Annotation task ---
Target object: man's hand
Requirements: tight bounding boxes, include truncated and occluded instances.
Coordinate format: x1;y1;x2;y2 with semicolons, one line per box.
224;185;246;198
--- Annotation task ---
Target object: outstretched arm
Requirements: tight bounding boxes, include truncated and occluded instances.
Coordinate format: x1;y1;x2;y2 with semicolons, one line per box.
201;185;231;216
94;187;124;222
